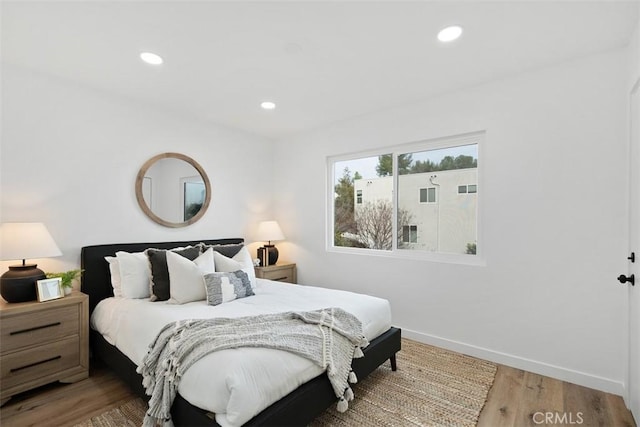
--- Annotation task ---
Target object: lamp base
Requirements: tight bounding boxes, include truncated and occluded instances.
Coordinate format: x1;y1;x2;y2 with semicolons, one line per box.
0;264;45;303
258;245;279;266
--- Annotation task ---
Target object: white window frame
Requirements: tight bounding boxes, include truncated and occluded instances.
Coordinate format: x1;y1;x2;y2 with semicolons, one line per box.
326;130;485;265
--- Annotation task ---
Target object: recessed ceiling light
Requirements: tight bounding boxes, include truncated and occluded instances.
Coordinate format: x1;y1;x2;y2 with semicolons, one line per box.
261;101;276;110
437;26;463;43
140;52;163;65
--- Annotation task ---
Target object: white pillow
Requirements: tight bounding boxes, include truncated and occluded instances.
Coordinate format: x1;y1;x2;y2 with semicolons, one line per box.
213;246;257;288
115;251;151;299
104;256;122;298
167;248;215;304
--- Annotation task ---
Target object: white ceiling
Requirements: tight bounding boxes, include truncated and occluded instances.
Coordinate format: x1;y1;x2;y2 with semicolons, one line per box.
2;1;638;140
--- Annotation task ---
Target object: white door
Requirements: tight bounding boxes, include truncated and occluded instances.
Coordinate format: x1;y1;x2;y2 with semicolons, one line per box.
628;79;640;419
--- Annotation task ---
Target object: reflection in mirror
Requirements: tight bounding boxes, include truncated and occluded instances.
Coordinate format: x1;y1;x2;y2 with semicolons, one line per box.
135;153;211;228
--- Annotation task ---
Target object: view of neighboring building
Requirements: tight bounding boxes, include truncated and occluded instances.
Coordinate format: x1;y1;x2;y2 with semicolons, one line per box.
354;167;477;254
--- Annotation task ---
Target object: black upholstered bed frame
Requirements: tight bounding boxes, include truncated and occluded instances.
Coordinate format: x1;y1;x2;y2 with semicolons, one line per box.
81;239;402;426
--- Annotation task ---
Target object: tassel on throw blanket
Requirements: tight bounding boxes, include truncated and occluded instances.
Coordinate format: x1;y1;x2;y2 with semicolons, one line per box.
137;307;369;427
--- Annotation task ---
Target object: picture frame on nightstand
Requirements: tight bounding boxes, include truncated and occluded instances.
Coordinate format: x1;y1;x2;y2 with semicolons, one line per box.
36;277;64;302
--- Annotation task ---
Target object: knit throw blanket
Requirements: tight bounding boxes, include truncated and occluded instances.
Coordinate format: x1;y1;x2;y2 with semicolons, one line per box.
137;307;369;427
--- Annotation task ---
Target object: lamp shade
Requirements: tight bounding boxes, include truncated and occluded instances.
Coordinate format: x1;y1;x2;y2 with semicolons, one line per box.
1;223;62;303
0;222;62;261
256;221;285;242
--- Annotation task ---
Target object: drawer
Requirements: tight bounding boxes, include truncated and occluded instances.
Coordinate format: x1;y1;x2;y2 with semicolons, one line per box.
1;336;80;390
262;268;294;282
1;304;79;353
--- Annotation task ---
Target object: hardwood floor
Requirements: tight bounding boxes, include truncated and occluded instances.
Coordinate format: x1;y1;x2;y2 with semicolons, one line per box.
0;361;136;427
478;366;636;427
1;361;636;426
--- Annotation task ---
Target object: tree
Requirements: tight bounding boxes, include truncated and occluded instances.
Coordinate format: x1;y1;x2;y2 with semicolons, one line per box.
452;154;477;170
466;242;477;255
409;159;438;174
376;153;413;177
354;200;394;250
408;154;477;174
349;200;413;250
378;153;476;176
334;167;357;246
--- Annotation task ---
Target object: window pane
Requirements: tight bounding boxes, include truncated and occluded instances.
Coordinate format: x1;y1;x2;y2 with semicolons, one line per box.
410;225;418;243
333;154;393;250
397;143;478;254
427;187;436;203
419;188;427;203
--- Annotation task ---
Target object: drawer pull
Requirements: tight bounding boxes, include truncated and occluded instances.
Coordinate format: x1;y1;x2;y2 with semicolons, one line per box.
10;355;62;373
10;322;61;335
273;277;288;281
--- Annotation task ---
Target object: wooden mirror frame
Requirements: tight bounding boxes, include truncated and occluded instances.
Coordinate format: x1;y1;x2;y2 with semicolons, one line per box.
135;152;211;228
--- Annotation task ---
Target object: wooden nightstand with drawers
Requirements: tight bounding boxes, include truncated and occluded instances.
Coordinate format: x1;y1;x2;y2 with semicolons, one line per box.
254;262;297;284
0;292;89;405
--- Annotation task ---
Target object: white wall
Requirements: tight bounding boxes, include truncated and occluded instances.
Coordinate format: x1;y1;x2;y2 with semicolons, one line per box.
273;49;629;394
0;64;274;278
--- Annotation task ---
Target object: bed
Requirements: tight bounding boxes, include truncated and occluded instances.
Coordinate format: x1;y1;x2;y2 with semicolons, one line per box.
81;238;401;426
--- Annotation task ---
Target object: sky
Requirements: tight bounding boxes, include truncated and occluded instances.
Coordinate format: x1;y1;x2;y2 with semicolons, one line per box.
334;143;478;184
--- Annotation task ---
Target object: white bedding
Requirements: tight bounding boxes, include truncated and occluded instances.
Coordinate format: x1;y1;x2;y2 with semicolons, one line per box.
91;279;392;427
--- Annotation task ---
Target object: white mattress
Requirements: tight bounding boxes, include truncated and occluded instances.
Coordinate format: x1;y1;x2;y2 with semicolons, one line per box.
91;279;392;426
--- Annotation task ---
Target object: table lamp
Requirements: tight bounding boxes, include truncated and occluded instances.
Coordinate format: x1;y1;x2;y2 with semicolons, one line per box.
257;220;285;266
0;222;62;303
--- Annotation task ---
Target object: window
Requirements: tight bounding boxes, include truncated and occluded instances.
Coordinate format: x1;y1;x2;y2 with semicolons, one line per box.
402;225;418;243
328;132;481;259
420;187;437;203
458;184;477;194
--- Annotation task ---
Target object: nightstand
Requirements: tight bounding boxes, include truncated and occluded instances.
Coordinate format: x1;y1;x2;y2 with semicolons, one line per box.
0;292;89;405
254;262;297;284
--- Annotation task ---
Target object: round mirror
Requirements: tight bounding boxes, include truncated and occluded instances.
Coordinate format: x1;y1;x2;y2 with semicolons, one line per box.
135;153;211;228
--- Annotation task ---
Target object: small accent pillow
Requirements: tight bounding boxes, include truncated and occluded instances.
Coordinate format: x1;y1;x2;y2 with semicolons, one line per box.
115;251;152;299
204;270;254;306
104;256;122;298
146;246;201;301
213;246;257;290
166;248;215;304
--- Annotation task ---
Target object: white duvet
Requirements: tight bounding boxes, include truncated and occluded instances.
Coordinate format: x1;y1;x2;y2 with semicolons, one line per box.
91;279;392;427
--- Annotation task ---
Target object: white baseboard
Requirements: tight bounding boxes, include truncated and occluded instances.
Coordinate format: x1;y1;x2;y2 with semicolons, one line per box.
401;328;625;396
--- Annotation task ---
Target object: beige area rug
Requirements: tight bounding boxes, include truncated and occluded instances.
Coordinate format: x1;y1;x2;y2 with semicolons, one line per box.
75;339;497;427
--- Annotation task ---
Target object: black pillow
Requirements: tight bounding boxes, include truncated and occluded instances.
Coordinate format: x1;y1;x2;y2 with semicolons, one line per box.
146;246;201;301
198;243;244;258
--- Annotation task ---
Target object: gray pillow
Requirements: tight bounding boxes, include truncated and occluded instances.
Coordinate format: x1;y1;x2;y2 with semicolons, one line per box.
204;270;254;306
146;246;201;301
199;242;244;258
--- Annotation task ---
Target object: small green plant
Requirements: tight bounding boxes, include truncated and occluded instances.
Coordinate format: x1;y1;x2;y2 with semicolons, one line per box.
46;269;83;289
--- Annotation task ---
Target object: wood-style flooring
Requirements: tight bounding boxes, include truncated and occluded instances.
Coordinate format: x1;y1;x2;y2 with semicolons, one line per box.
1;361;636;426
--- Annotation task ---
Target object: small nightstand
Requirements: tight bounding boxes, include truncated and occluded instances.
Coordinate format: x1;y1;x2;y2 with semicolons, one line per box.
254;262;297;284
0;292;89;405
